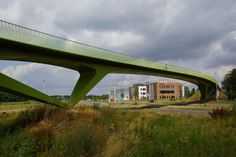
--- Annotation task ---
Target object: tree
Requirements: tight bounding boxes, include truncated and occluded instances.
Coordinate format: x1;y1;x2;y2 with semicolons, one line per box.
184;86;191;98
222;69;236;100
190;88;196;97
0;91;27;102
84;94;108;100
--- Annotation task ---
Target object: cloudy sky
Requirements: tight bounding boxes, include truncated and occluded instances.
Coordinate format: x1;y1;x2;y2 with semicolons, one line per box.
0;0;235;95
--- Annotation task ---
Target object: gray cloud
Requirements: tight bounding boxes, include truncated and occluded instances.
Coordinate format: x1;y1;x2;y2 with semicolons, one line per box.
0;0;15;9
54;0;163;32
52;0;236;62
205;31;236;67
1;62;79;95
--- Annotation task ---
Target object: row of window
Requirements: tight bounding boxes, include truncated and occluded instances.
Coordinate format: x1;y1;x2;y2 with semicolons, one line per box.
159;85;175;89
140;88;146;91
140;92;146;95
160;90;175;94
160;96;175;99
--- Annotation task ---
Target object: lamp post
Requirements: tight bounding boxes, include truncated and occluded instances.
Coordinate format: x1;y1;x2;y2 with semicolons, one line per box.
42;80;48;123
112;84;117;104
42;80;46;93
214;72;218;101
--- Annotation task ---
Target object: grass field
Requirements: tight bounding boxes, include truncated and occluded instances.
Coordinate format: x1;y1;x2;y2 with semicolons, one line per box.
0;101;43;111
0;101;236;157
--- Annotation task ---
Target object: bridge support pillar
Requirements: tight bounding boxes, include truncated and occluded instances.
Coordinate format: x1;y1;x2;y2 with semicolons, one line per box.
198;82;217;101
69;68;108;106
0;73;65;107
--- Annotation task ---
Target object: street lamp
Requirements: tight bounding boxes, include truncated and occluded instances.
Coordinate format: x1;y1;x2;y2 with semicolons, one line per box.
42;80;46;93
42;80;48;123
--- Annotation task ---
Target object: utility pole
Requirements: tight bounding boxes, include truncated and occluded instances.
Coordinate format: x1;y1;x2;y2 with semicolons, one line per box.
148;81;151;103
107;88;110;102
42;80;46;93
112;84;117;104
42;80;48;123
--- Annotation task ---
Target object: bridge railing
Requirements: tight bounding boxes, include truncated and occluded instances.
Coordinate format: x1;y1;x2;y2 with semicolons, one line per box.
0;20;68;44
0;20;164;63
0;20;136;59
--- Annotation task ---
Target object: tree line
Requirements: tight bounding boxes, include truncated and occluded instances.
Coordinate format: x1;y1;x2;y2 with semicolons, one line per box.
0;91;27;102
222;68;236;100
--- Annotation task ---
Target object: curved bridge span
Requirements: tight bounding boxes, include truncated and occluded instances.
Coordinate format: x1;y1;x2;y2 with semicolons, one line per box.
0;20;218;107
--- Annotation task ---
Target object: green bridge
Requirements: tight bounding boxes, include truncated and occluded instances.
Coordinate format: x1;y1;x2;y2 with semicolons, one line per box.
0;20;218;107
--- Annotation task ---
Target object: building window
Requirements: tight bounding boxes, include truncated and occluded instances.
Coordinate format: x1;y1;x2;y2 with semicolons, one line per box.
160;90;175;94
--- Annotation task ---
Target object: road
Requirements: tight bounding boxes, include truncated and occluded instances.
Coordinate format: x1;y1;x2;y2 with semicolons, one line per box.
114;104;211;115
130;108;209;115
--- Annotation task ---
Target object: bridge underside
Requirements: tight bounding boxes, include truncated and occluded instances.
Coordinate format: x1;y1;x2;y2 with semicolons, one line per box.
0;20;218;107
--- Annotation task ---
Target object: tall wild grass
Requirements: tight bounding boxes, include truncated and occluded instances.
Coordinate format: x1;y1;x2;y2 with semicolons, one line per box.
0;105;236;157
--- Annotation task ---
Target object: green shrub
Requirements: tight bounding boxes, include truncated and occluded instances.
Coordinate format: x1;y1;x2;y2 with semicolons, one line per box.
0;131;36;157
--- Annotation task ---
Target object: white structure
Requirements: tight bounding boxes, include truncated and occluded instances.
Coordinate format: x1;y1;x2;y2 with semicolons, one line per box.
182;86;185;98
138;86;147;100
109;88;129;102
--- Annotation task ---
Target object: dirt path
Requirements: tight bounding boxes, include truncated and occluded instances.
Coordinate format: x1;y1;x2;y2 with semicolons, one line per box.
0;108;26;114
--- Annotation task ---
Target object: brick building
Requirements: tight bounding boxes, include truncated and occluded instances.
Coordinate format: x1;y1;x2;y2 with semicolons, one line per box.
149;82;184;101
129;82;184;101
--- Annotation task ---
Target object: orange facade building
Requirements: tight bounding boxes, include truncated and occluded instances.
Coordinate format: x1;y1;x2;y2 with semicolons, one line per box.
149;82;183;101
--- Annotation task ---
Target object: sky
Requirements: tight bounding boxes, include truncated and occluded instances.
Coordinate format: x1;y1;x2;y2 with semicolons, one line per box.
0;0;235;95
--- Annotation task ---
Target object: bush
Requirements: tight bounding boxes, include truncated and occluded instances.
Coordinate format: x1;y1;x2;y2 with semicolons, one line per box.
92;102;100;110
47;125;95;157
31;126;54;153
218;91;228;100
0;131;36;157
208;107;233;119
232;104;236;115
0;105;59;134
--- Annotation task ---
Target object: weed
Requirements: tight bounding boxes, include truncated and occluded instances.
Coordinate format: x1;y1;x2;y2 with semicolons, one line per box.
67;111;76;121
92;102;100;110
0;105;59;135
208;107;233;119
30;126;54;153
47;125;96;157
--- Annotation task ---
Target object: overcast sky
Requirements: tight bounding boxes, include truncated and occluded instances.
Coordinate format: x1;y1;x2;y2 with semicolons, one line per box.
0;0;236;95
